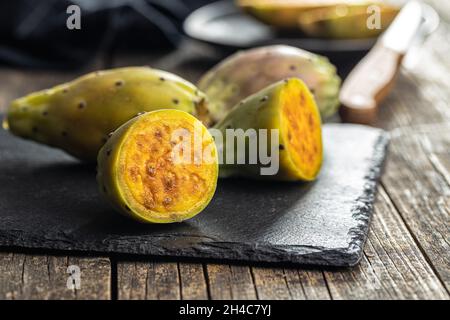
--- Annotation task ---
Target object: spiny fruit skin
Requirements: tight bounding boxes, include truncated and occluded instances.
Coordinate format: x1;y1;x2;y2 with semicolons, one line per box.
198;45;341;125
5;67;211;162
97;109;218;223
214;78;323;181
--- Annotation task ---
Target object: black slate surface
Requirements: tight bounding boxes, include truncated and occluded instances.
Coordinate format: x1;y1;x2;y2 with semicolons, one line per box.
0;124;388;266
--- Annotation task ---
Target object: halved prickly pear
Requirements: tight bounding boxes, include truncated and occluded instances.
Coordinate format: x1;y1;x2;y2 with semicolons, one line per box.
214;78;322;181
97;109;218;223
297;3;399;39
237;0;399;35
198;45;340;125
237;0;338;29
4;67;211;162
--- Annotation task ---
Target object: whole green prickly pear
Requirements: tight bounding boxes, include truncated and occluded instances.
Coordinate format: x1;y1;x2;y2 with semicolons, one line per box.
214;77;323;181
4;67;211;162
198;45;341;125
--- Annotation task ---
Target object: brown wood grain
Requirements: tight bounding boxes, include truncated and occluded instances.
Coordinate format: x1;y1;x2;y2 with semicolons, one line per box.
0;253;111;300
0;0;448;300
206;264;258;300
325;187;448;299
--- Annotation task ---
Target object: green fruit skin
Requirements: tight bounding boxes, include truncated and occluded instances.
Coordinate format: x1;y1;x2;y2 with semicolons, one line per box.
213;78;321;181
298;4;399;39
198;45;341;125
97;109;218;224
4;67;209;162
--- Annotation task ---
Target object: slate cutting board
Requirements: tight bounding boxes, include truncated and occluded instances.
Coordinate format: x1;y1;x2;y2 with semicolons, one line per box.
0;124;388;267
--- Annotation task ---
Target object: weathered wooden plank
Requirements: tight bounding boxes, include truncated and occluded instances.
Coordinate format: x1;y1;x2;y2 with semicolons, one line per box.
118;261;209;300
0;253;111;300
325;187;449;299
69;256;111;300
178;263;209;300
380;124;450;293
206;264;258;300
251;267;291;300
284;269;331;300
118;261;180;300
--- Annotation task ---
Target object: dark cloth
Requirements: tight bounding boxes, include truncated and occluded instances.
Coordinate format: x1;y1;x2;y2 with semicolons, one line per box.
0;0;212;69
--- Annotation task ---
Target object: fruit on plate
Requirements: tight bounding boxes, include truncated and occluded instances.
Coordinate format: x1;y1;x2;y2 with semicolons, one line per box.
4;67;211;162
213;78;323;181
97;109;218;223
237;0;340;29
297;2;400;38
198;45;341;124
237;0;400;38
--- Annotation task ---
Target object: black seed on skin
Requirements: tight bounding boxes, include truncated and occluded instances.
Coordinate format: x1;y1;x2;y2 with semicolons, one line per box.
159;77;165;81
289;65;296;71
310;89;315;94
115;80;124;87
172;98;179;105
284;79;289;84
260;96;268;102
62;88;68;94
279;144;285;150
106;149;112;156
42;111;48;116
78;101;86;109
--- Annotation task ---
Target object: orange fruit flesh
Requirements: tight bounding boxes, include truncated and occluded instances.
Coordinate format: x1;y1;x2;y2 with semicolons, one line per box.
118;115;217;221
280;81;323;180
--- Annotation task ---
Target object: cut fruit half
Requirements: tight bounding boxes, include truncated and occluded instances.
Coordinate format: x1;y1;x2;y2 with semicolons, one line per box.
214;78;323;181
97;109;218;223
279;78;323;181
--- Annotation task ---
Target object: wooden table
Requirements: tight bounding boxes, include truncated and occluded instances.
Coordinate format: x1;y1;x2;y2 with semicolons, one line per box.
0;1;448;300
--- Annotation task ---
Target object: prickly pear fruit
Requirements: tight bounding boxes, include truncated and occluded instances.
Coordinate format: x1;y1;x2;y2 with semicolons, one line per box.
237;0;319;29
237;0;399;35
297;3;399;39
97;109;218;223
4;67;211;162
214;78;322;181
198;45;340;125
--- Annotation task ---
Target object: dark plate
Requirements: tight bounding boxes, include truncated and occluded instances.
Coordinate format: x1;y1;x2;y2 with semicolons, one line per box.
183;0;378;54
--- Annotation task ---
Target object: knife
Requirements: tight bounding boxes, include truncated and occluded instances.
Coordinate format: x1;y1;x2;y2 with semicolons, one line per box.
339;1;424;124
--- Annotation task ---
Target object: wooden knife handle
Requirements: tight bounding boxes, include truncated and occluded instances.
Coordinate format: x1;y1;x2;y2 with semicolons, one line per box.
339;44;404;124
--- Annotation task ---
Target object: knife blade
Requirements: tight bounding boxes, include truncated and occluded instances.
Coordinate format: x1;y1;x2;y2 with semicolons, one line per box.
339;1;424;125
